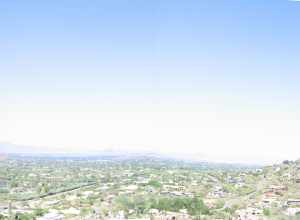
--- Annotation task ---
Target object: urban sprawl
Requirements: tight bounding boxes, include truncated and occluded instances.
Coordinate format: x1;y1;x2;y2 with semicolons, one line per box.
1;155;300;220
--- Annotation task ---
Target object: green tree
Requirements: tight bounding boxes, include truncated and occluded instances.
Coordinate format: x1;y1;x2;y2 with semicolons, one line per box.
263;208;271;216
33;208;48;217
148;180;162;188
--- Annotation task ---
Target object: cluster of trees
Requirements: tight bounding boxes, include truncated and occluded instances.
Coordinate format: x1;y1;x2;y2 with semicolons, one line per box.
147;180;162;188
0;208;48;220
116;195;209;216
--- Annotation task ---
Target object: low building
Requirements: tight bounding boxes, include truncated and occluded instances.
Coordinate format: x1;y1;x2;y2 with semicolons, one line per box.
235;207;263;220
0;178;8;189
286;199;300;207
285;207;300;216
36;212;64;220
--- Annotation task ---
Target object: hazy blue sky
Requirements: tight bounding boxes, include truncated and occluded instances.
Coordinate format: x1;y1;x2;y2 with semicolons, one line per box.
1;1;300;164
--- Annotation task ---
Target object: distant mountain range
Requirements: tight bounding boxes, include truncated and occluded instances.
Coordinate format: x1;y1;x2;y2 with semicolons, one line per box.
0;142;45;154
0;142;158;157
0;142;261;171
